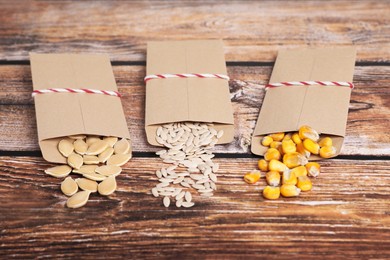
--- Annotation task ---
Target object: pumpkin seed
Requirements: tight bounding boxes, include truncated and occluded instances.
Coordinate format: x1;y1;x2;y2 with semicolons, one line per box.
73;165;98;175
86;140;108;155
83;172;107;181
66;190;90;208
86;136;101;146
45;165;72;178
68;134;87;140
75;178;98;192
103;136;118;147
73;139;88;155
58;139;74;157
67;153;83;169
98;176;117;196
163;196;170;207
61;177;78;196
106;153;131;166
114;138;131;154
95;165;122;177
83;155;100;165
98;147;114;163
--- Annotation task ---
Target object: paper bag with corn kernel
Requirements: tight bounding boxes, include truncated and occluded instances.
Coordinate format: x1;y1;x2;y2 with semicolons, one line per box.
251;48;356;159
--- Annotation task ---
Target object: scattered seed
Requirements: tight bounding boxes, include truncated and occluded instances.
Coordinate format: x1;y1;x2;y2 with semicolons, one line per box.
66;191;91;208
151;188;159;197
73;165;98;175
75;178;98;192
61;177;78;196
163;196;170;207
83;172;107;181
95;165;122;177
67;153;83;169
107;153;132;166
181;201;195;208
45;165;72;178
185;191;192;202
98;176;117;196
83;155;100;165
103;136;118;147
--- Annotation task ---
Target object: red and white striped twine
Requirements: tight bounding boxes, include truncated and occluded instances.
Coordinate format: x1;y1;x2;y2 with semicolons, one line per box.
32;88;121;98
144;73;230;82
265;81;354;90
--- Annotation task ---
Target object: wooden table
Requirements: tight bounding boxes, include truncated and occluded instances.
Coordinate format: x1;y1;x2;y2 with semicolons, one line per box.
1;1;389;258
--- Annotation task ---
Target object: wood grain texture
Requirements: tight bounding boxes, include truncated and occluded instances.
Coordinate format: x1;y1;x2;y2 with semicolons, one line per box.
0;65;389;156
1;156;389;258
0;1;389;62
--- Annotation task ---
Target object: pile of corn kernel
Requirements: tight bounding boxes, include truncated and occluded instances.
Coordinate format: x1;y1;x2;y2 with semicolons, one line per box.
244;125;337;200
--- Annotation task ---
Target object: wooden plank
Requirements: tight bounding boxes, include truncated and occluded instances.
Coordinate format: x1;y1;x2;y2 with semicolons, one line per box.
1;156;389;258
0;1;389;62
0;65;389;156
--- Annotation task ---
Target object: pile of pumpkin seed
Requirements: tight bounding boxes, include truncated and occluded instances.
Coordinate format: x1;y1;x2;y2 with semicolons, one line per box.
44;135;132;208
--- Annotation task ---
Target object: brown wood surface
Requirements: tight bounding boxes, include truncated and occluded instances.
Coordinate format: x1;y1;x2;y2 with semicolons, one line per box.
0;1;389;63
0;0;389;259
1;157;390;259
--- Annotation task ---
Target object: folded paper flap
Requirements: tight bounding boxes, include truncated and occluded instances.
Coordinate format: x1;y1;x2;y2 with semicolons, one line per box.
30;53;117;91
270;47;356;83
147;40;228;75
30;53;130;163
145;40;234;128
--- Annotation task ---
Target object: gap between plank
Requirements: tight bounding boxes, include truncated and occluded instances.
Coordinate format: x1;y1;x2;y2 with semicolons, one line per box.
0;60;389;67
0;150;389;161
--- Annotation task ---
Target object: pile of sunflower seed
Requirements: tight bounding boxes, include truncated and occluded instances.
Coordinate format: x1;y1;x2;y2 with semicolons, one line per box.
152;122;223;208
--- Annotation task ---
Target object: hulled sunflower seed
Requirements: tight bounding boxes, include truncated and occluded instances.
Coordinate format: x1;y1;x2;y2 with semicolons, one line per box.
163;196;170;207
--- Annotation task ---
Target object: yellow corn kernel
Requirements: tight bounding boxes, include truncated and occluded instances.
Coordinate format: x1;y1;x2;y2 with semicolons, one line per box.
283;152;308;168
297;176;312;191
318;137;333;147
305;162;320;177
266;171;281;186
261;136;273;147
319;146;337;158
269;132;285;142
268;159;288;172
282;169;297;185
263;186;281;200
303;139;320;155
258;159;269;172
264;148;281;161
282;133;292;141
290;165;308;177
282;139;296;154
270;141;282;149
244;170;261;184
298;125;320;142
291;133;302;144
280;184;301;197
296;142;311;158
